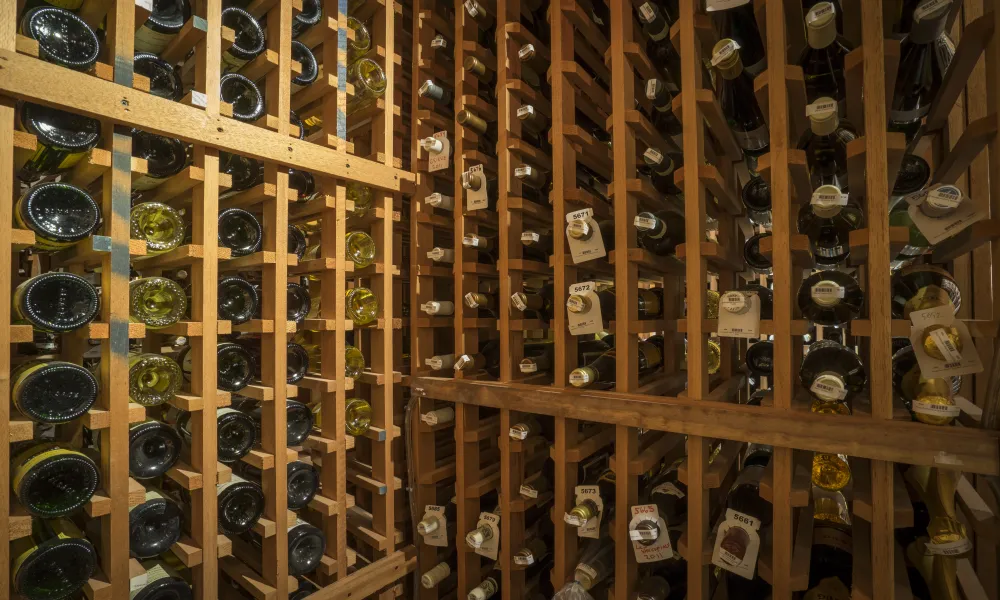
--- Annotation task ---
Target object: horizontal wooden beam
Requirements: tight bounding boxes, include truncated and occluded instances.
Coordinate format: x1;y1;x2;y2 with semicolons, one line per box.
308;549;416;600
411;377;1000;475
0;51;412;191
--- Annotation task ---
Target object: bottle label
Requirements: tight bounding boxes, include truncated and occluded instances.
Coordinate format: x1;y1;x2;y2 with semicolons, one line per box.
428;131;451;172
572;485;604;538
464;0;479;17
638;2;656;22
924;537;971;556
634;215;657;231
421;505;448;546
914;0;951;21
519;484;539;499
521;231;540;244
567;282;604;336
518;360;538;373
710;39;741;67
516;105;535;120
806;99;838;118
629;504;674;562
803;577;851;600
909;309;983;377
813;526;853;554
431;36;447;49
925;185;962;210
718;290;760;339
464;164;489;211
134;23;177;55
473;512;500;559
810;378;847;401
511;293;529;312
912;399;960;417
712;509;762;580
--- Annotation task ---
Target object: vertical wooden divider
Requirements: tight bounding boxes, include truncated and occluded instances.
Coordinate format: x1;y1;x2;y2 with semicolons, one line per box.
0;3;11;595
678;0;710;597
763;0;793;598
259;1;292;595
859;1;896;598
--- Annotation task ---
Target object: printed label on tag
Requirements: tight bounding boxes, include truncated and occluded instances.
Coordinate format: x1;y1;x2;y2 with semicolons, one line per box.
646;79;659;99
510;426;528;440
712;509;762;580
521;231;540;243
810;379;847;400
573;485;604;539
189;90;208;108
563;512;586;526
811;189;849;206
909;321;983;377
811;283;845;301
628;504;675;562
912;399;961;417
511;294;528;311
474;512;500;559
517;105;534;118
567;215;607;263
638;2;656;21
428;131;450;172
465;164;489;211
711;39;740;66
718;291;760;339
635;215;656;230
914;0;951;21
907;201;985;245
926;185;962;209
806;2;835;23
806;99;838;117
431;35;447;49
567;283;603;336
519;483;538;498
643;147;663;163
130;571;150;593
567;208;594;223
925;538;972;556
422;505;448;546
929;328;964;362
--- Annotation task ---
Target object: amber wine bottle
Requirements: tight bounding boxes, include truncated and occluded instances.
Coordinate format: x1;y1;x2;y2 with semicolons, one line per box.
131;202;186;255
14;272;99;333
129;353;183;406
12;360;98;423
346;287;380;325
129;419;183;479
11;518;97;600
130;276;188;329
12;442;100;517
16;182;100;252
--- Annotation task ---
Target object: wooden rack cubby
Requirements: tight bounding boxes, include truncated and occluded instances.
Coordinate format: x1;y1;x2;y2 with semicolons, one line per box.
0;0;413;598
406;0;1000;598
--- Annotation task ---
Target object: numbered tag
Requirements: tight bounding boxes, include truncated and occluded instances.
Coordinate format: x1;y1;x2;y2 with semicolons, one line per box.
464;164;489;211
567;282;604;336
718;291;760;339
427;131;450;172
473;512;500;559
712;509;762;580
710;39;740;66
568;485;603;539
909;308;983;377
629;504;674;563
914;0;951;21
907;200;985;246
421;505;449;546
565;209;607;263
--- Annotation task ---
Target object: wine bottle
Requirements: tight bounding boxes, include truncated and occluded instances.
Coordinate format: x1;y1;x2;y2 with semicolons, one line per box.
890;153;931;209
129;419;183;479
515;45;551;101
187;407;257;463
424;191;455;211
799;99;857;191
635;210;685;256
425;353;456;371
130;201;185;255
641;147;683;195
567;286;616;322
707;1;766;76
800;339;866;404
890;0;955;139
427;246;455;263
129;489;184;559
457;109;498;154
570;340;663;388
797;269;864;326
20;6;99;72
11;518;97;600
418;79;454;110
515;163;551;204
346;397;373;435
645;78;683;142
813;449;852;492
16;182;100;252
130;276;187;329
12;360;98;423
805;490;853;597
220;153;264;196
464;56;498;101
464;287;500;318
346;287;380;325
462;233;499;265
282;281;310;324
520;230;553;262
517;103;551;149
218;276;259;325
217;474;266;535
286;400;316;446
291;41;318;92
574;536;615;590
464;0;497;47
277;519;327;576
741;176;772;226
129;353;183;406
236;459;319;511
468;564;503;600
421;300;455;316
894;346;960;426
890;264;961;319
292;0;322;38
218;207;263;257
130;559;192;600
567;216;616;252
16;102;101;181
511;282;555;323
645;458;688;526
14;272;99;333
347;16;372;64
799;2;852;105
346;58;388;113
12;442;100;517
346;230;377;268
454;338;501;378
740;231;772;276
134;0;191;55
221;7;265;71
798;184;863;265
712;39;769;156
213;342;255;392
637;2;682;83
219;73;265;122
288;168;319;202
347;181;374;217
744;339;773;378
634;560;687;600
725;443;773;526
132;130;189;191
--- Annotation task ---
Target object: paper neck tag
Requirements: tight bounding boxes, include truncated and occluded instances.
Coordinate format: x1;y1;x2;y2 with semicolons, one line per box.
421;505;449;546
567;282;604;335
629;504;674;562
572;485;604;538
472;512;500;559
427;131;450;172
718;290;760;339
712;509;762;580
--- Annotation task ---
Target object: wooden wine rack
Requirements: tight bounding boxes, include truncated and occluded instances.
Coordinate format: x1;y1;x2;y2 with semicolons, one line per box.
0;0;414;598
407;0;1000;599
